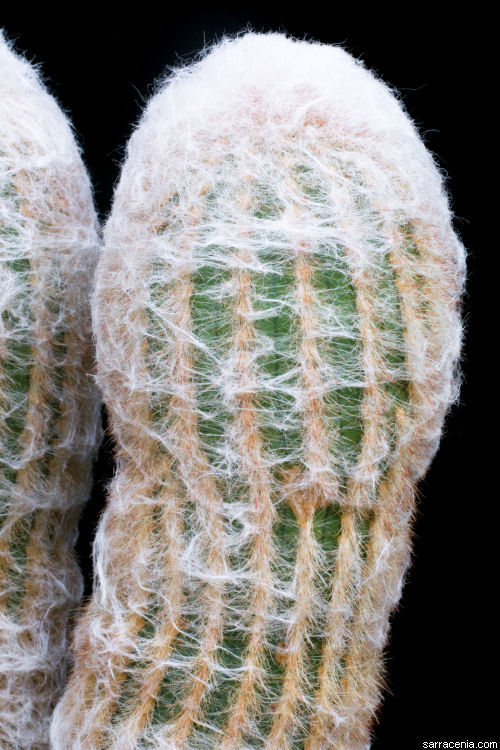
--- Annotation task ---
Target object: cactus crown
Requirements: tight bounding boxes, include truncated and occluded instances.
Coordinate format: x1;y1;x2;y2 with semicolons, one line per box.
53;33;464;750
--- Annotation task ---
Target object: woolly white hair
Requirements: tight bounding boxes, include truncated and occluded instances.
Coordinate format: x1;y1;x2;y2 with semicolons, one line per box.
53;33;464;750
0;31;100;749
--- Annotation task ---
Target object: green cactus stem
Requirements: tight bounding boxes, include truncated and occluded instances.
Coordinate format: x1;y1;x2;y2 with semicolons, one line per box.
0;31;100;749
53;33;464;750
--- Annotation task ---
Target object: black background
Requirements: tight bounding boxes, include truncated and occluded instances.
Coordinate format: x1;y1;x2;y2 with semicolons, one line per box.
1;7;495;748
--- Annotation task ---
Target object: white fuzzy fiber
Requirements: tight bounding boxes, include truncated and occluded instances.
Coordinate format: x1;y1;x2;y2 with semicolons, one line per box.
53;33;464;750
0;31;100;749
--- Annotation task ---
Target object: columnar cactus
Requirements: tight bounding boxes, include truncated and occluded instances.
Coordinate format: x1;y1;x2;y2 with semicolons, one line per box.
53;33;464;750
0;32;100;748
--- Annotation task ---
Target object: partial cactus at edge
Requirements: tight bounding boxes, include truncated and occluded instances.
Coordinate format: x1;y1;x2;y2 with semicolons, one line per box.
52;34;465;750
0;32;101;749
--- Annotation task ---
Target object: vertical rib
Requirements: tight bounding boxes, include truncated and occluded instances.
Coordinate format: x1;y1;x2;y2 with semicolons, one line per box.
58;464;167;750
218;187;276;748
306;173;397;748
107;274;201;748
58;194;215;749
107;476;184;750
331;422;414;749
304;507;363;750
53;292;167;747
158;266;227;750
265;492;320;750
18;289;94;630
0;247;39;612
1;239;59;616
327;220;450;748
265;245;335;750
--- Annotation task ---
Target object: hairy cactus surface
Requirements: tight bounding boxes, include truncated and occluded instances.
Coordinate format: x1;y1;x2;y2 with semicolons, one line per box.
0;32;101;749
53;33;464;750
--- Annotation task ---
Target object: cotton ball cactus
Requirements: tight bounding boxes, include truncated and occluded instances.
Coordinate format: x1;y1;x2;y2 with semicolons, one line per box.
53;33;464;750
0;32;101;749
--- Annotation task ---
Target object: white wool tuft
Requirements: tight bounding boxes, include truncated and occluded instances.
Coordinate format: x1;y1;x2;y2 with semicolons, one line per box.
0;30;101;749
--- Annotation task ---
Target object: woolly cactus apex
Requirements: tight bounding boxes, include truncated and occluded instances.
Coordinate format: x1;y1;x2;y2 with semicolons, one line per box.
0;32;101;749
53;33;464;750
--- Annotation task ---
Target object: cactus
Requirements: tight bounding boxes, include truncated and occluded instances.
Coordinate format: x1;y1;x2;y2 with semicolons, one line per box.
0;32;100;749
52;33;464;750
